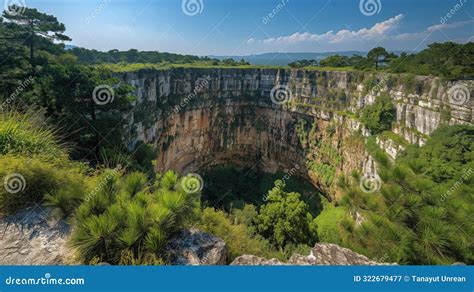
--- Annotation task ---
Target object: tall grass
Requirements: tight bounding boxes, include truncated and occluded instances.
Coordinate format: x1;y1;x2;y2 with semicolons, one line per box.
0;111;68;161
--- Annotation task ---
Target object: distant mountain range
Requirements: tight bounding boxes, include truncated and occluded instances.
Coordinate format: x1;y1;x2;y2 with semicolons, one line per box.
64;45;416;66
207;51;416;66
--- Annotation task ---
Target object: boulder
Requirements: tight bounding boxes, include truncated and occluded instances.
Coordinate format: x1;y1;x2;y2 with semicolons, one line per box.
165;228;226;265
231;243;390;266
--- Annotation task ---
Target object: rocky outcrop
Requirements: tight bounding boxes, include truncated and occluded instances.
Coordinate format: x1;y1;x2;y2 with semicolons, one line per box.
231;243;389;266
165;228;226;265
0;206;74;265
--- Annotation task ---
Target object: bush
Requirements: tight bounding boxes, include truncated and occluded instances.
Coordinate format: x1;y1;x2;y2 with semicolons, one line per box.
360;94;395;134
0;155;87;217
71;170;200;264
198;207;279;262
255;180;318;250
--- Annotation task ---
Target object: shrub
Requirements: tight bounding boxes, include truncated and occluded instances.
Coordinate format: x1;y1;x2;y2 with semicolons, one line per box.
198;207;279;262
360;94;395;134
0;155;87;217
70;170;200;264
255;180;318;250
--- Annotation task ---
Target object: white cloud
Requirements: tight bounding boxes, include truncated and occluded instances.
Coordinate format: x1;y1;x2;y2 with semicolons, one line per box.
244;15;473;53
426;20;474;32
394;19;474;41
258;14;404;45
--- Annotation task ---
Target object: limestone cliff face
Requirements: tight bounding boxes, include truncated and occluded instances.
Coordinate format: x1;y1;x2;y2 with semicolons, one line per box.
118;68;473;199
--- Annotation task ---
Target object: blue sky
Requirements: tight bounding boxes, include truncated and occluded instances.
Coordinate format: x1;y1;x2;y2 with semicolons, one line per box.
20;0;474;55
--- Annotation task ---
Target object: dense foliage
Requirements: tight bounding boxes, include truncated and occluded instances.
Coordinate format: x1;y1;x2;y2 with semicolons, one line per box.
0;111;90;216
71;170;200;264
0;8;139;164
315;126;474;264
360;94;396;134
255;181;318;250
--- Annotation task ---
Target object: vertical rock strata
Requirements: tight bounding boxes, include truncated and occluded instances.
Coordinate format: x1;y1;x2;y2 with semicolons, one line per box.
119;68;473;199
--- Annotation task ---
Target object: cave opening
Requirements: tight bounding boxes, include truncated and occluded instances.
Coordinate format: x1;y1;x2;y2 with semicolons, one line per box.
199;164;323;216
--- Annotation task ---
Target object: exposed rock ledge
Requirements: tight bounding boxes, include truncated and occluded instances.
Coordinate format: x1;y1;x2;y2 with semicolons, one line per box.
231;243;390;265
165;228;226;265
0;206;75;265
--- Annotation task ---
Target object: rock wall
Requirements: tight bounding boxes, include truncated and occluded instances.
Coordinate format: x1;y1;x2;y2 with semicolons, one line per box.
118;68;473;198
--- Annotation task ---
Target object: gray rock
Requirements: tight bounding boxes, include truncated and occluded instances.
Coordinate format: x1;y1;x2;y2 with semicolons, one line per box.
231;243;391;266
165;228;226;265
0;205;74;265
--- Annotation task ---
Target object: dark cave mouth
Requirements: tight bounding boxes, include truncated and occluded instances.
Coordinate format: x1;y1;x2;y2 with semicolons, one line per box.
199;165;323;216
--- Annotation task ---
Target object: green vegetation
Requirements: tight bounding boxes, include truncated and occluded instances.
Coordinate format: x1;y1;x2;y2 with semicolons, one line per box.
201;165;321;213
316;125;474;264
198;207;279;262
299;42;473;79
0;155;87;217
0;111;67;161
71;170;200;264
255;181;318;250
1;7;137;164
70;47;250;67
0;111;89;216
360;94;396;134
